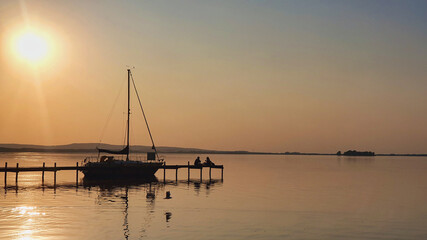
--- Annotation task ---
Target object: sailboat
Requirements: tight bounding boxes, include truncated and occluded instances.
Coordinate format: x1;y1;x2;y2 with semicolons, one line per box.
81;69;164;179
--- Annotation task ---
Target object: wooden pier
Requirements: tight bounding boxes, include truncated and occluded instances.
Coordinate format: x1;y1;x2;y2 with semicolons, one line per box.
0;161;224;187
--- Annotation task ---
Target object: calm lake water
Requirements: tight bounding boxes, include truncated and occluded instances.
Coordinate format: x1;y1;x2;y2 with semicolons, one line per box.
1;153;427;240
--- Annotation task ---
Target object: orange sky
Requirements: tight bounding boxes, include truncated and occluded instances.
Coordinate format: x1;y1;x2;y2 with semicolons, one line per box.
0;1;426;153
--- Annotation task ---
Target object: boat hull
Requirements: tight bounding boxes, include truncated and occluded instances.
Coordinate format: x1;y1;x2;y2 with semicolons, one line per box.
81;161;163;179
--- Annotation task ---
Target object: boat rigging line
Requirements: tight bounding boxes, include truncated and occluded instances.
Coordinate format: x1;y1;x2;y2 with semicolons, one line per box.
129;70;161;161
97;75;127;148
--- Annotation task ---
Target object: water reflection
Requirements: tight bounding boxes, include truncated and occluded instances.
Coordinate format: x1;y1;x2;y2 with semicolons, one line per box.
4;153;427;240
82;175;159;188
187;179;222;196
123;187;129;240
82;178;161;240
165;211;172;229
78;178;222;239
2;175;223;240
2;178;222;194
336;156;375;166
10;206;46;240
165;212;172;222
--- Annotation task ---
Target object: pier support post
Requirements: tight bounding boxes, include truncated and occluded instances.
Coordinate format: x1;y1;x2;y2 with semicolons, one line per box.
42;162;45;184
4;162;7;188
200;167;202;182
15;163;19;186
54;162;57;187
221;167;223;181
187;161;190;182
163;162;166;183
209;167;212;181
175;168;178;182
76;162;79;186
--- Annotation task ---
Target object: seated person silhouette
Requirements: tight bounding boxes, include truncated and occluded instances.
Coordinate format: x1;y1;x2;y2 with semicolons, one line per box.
203;157;215;166
194;156;202;166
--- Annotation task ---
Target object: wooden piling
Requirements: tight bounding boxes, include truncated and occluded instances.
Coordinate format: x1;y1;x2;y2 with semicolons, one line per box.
76;162;79;186
163;161;166;183
187;161;190;182
221;167;223;181
54;162;57;187
42;162;45;184
175;168;178;182
209;167;212;181
4;162;7;188
200;167;202;181
15;163;19;185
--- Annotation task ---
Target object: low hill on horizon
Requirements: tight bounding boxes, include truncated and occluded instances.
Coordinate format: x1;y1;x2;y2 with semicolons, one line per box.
1;143;426;156
0;143;260;154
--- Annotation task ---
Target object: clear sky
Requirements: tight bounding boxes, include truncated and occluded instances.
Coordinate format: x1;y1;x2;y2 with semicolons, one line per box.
0;0;426;153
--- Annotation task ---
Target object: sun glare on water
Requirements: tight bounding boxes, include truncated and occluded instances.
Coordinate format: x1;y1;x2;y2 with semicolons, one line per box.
15;31;49;62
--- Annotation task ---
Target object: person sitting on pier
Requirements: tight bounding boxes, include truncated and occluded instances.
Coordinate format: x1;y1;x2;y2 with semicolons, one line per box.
203;157;215;166
194;156;202;166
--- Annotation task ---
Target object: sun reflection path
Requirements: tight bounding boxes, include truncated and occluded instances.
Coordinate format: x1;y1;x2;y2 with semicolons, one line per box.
11;206;46;240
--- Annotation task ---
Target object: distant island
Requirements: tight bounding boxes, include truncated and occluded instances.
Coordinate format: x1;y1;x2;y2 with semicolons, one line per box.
337;150;375;156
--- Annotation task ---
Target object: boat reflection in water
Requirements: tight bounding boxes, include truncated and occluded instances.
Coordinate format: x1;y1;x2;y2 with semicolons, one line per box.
82;176;160;240
81;175;159;188
79;177;222;239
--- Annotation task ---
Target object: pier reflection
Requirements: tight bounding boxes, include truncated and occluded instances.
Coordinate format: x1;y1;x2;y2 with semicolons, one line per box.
2;176;223;195
2;177;222;194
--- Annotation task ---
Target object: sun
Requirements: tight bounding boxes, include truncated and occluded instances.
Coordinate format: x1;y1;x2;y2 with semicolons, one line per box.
15;31;48;62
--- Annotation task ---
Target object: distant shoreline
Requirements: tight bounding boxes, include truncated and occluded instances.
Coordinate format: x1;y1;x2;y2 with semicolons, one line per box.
0;144;426;157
